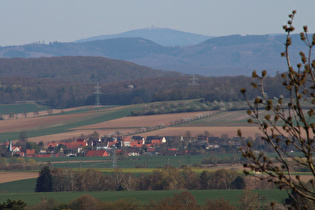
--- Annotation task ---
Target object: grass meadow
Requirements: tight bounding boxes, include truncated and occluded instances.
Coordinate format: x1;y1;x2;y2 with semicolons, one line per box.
32;154;240;169
0;103;49;116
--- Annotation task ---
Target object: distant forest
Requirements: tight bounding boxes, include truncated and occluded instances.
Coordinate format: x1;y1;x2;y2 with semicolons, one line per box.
0;56;288;109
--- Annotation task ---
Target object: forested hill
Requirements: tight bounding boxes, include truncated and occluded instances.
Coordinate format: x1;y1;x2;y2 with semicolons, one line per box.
74;27;213;46
0;34;308;76
0;56;179;84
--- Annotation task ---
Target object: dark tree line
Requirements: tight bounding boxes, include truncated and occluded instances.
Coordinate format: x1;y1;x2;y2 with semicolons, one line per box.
32;191;240;210
35;166;246;193
0;73;289;109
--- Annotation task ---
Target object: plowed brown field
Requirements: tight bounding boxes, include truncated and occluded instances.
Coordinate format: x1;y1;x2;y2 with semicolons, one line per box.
0;112;90;133
0;172;38;184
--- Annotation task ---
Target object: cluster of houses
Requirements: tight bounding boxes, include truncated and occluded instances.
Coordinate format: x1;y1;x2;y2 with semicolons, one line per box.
1;134;243;158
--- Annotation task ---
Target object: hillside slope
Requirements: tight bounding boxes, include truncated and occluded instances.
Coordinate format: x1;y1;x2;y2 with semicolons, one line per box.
0;34;307;76
0;56;179;83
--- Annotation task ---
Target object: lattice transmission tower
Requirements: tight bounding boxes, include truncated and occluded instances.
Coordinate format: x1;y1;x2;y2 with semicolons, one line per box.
93;82;102;107
189;74;199;85
112;146;117;168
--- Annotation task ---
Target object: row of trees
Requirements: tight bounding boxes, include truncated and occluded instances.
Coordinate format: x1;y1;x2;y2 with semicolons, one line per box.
0;157;40;170
31;190;282;210
35;166;247;193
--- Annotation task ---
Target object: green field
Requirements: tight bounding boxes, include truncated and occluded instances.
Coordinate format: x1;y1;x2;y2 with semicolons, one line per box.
0;179;36;194
0;189;288;207
0;103;49;115
31;154;241;169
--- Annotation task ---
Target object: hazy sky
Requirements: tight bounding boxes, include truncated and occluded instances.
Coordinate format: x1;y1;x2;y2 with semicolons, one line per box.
0;1;314;46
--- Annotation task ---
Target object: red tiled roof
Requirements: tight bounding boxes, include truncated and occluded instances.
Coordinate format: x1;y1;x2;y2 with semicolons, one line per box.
64;142;87;148
26;149;36;155
48;142;59;148
86;150;109;157
130;141;143;148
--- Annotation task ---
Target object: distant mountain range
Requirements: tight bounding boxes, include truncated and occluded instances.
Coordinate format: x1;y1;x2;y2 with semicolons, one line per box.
74;27;213;46
0;28;308;76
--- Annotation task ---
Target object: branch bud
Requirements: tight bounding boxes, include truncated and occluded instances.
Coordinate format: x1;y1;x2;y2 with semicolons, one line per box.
237;129;242;137
251;82;258;88
247;141;252;147
281;73;286;79
252;70;258;78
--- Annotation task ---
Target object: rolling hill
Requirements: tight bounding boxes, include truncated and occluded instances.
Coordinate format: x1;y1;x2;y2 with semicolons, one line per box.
0;56;179;84
0;34;308;76
74;27;213;46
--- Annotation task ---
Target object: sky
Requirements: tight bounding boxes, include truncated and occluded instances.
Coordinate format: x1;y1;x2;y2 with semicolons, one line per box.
0;0;315;46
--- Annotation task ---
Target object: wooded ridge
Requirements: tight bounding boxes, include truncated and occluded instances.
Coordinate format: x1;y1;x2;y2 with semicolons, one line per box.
0;34;308;76
0;54;288;108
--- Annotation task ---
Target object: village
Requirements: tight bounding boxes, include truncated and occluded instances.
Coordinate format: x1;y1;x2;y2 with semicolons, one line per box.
1;133;246;158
